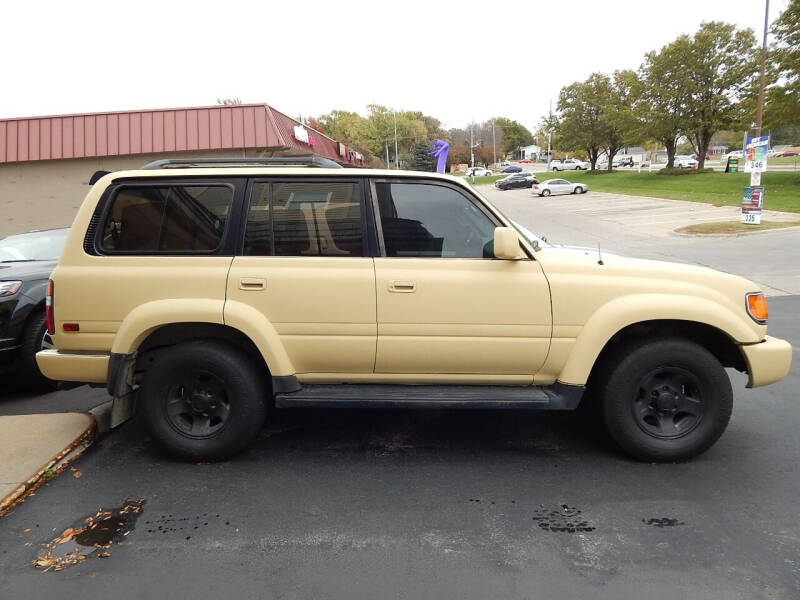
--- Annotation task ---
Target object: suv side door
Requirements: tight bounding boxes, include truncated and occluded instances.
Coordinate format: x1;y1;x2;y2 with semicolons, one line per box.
371;179;552;381
225;178;376;376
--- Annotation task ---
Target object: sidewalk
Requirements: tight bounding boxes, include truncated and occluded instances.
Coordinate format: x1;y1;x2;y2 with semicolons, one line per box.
0;413;95;516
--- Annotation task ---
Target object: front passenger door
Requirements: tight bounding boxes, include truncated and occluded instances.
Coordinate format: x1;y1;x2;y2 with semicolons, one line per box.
371;180;552;381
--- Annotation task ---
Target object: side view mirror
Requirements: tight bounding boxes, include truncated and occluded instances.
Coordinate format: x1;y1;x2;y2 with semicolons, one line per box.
493;227;521;260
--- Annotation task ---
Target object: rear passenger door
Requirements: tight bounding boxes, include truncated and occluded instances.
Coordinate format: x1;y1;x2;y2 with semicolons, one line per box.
225;179;377;376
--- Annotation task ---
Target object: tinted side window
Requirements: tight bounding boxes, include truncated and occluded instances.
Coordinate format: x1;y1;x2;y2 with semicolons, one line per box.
100;185;231;253
243;181;363;257
375;182;497;258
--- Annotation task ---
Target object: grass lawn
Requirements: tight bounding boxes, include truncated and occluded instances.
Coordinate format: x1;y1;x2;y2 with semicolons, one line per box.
512;171;800;213
676;220;800;234
769;156;800;166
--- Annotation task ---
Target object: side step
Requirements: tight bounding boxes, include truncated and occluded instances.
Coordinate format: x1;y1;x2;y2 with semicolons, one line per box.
274;383;583;411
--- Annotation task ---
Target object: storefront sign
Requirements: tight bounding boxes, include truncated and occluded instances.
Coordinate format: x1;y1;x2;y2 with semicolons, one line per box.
744;136;769;173
741;186;763;224
293;125;314;146
337;142;346;157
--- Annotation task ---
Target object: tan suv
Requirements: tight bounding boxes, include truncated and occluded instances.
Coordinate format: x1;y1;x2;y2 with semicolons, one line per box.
37;157;792;462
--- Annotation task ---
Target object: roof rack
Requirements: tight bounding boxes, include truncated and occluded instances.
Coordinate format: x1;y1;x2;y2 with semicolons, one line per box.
140;156;344;170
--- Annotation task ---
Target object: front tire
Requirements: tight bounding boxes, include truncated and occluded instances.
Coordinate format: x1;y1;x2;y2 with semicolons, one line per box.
600;338;732;462
140;342;268;461
574;186;584;194
16;311;58;393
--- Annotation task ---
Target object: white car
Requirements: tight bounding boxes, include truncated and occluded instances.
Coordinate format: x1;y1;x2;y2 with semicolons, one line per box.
724;150;744;159
549;158;589;171
466;167;493;177
674;155;698;168
532;178;588;196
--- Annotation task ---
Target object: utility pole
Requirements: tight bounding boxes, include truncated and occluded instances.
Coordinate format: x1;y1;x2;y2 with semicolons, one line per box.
755;0;770;136
393;111;399;170
470;124;475;169
492;120;496;166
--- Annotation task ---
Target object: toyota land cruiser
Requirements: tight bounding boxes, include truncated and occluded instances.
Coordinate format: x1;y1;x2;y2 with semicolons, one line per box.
37;157;792;462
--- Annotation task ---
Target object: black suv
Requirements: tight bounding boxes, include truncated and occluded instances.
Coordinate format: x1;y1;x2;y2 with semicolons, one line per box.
495;173;538;190
0;228;68;391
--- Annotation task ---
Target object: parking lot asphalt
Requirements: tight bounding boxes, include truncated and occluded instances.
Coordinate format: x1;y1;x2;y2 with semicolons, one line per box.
1;195;798;599
485;187;800;296
0;296;797;599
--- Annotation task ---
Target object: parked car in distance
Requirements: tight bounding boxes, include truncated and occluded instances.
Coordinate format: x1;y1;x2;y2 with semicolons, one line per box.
532;179;588;196
0;228;69;391
500;161;511;167
674;155;699;168
495;173;538;190
466;167;493;177
775;150;799;157
616;156;634;167
549;158;589;171
501;165;523;173
723;150;744;159
38;156;791;463
519;159;532;163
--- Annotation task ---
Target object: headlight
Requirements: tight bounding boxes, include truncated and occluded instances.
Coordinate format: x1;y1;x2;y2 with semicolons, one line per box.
746;292;768;324
0;281;22;297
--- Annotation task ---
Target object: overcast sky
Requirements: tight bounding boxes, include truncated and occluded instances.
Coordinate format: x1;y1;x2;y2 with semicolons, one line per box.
1;0;787;133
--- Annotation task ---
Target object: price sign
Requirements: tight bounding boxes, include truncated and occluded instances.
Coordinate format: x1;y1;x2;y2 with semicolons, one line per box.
744;136;769;173
741;186;763;224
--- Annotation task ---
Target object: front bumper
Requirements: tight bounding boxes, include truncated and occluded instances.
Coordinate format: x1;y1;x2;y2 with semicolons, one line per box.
740;336;792;388
35;349;109;384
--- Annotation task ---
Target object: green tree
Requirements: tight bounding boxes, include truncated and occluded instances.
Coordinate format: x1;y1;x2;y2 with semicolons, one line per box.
680;22;758;168
317;110;371;156
639;36;694;168
555;75;606;170
216;97;243;105
492;117;534;156
600;70;642;171
765;0;800;128
409;141;435;171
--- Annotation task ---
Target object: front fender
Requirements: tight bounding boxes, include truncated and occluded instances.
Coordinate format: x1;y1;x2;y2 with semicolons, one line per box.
557;293;759;386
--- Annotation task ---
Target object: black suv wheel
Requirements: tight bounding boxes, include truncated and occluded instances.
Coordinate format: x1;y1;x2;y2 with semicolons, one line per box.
600;338;732;462
16;311;58;393
140;341;268;461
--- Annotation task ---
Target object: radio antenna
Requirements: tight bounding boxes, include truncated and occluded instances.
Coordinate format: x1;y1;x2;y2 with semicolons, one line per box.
597;243;604;265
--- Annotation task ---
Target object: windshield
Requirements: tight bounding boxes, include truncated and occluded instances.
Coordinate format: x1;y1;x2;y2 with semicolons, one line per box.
0;229;69;262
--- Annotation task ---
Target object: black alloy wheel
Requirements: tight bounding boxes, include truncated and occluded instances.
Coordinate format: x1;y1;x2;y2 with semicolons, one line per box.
140;341;268;461
600;338;732;462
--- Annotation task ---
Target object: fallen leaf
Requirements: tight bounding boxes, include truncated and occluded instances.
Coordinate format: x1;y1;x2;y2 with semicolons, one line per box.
72;471;82;479
23;528;31;533
97;552;110;558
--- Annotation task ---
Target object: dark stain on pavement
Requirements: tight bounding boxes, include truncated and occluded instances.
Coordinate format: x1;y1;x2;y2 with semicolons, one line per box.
643;517;685;527
532;504;595;533
33;498;145;571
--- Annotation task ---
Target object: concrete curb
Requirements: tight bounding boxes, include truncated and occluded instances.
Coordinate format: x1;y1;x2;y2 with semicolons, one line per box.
0;413;96;518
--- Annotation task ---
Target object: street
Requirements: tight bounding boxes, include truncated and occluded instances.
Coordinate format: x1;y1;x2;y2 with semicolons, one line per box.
1;193;798;599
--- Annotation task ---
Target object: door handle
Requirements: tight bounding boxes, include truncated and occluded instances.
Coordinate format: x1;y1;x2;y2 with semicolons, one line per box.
389;280;416;293
239;277;266;291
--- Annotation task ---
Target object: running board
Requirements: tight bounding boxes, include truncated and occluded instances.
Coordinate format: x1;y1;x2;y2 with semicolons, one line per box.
274;383;583;411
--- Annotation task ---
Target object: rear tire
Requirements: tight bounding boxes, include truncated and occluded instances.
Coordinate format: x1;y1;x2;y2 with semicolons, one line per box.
16;312;58;393
600;338;732;462
541;189;551;197
140;341;268;461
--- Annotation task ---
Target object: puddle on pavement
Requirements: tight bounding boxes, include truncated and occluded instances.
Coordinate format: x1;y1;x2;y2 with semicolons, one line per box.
532;504;595;533
643;517;684;527
33;498;145;572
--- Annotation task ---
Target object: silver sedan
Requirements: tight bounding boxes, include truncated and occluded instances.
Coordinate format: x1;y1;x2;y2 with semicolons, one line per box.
532;178;588;196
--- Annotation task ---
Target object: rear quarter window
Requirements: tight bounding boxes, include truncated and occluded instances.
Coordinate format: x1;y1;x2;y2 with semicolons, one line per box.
97;184;233;254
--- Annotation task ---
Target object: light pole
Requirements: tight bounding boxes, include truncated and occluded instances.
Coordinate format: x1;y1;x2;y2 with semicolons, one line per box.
755;0;770;136
393;111;399;170
492;120;496;166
